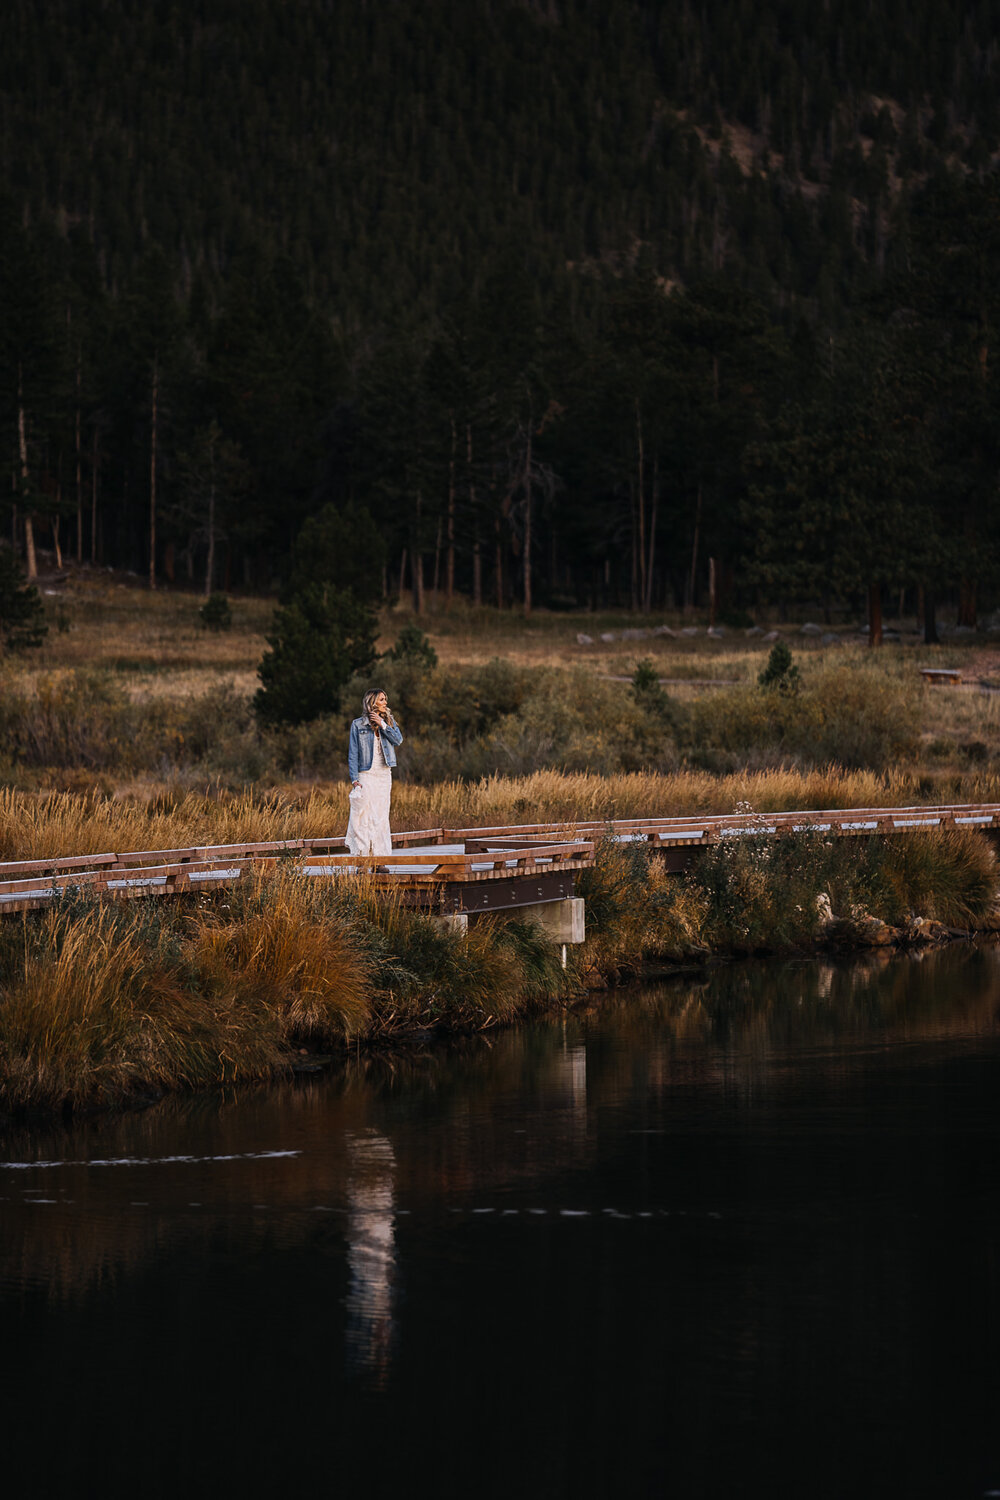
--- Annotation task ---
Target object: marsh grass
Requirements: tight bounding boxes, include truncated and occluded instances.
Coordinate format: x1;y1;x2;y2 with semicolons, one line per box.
691;826;998;953
0;863;573;1114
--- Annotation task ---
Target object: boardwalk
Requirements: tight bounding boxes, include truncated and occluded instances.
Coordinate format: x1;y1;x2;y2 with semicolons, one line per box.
0;802;996;916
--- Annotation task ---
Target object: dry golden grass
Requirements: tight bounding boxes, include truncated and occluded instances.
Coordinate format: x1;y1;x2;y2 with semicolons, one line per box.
5;763;1000;865
0;868;374;1112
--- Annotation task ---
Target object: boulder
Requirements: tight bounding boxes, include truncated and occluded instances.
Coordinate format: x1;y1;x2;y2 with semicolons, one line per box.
707;626;726;639
576;632;594;646
651;624;677;637
599;631;617;642
744;625;764;637
801;622;823;635
762;630;780;643
821;632;839;645
680;626;700;637
621;627;649;640
904;916;948;944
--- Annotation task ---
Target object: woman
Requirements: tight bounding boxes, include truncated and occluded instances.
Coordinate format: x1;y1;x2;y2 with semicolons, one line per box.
346;689;403;858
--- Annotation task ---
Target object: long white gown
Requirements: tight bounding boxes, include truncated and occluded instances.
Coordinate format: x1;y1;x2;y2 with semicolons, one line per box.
346;730;393;857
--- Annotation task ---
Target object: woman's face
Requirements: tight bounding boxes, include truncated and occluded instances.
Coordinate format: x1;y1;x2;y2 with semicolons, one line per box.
373;692;388;715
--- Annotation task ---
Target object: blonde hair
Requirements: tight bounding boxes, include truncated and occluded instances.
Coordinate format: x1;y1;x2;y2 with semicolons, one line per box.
362;689;395;728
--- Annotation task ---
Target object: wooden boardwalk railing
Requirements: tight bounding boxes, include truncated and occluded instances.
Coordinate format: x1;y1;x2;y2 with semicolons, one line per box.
1;802;997;913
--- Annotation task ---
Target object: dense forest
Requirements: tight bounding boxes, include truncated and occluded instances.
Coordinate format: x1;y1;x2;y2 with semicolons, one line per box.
2;0;1000;628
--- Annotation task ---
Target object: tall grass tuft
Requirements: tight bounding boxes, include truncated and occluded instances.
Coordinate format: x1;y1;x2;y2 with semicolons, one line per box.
0;873;374;1114
578;839;709;974
689;826;998;954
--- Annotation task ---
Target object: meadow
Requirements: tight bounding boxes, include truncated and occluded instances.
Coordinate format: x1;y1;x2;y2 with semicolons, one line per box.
3;575;1000;1116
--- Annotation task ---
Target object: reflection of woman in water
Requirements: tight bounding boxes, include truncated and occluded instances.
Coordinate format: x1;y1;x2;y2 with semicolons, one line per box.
346;689;403;858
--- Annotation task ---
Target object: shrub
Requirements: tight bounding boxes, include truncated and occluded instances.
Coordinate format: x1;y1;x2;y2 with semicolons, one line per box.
0;543;47;652
385;623;438;670
254;584;377;726
199;593;232;631
690;663;920;771
758;640;800;693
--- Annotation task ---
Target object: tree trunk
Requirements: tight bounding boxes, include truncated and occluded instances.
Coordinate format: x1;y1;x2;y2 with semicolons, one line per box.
149;357;159;590
957;576;977;629
686;483;702;613
523;419;532;616
398;547;408;600
53;506;63;569
205;478;216;596
472;536;482;604
75;352;83;563
923;590;939;645
431;515;442;602
629;479;639;611
495;514;504;609
412;492;424;614
204;425;216;596
708;556;717;628
446;415;456;602
17;390;37;580
868;583;883;647
635;397;646;612
91;430;100;563
644;454;659;613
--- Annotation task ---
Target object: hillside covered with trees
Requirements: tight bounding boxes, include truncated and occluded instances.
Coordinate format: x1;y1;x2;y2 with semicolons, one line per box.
2;0;1000;629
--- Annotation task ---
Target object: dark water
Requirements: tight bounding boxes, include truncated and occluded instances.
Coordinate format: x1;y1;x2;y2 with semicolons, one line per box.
3;947;1000;1499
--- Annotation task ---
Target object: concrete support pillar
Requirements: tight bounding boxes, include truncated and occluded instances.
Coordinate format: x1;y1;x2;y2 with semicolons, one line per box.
434;913;468;937
525;897;585;945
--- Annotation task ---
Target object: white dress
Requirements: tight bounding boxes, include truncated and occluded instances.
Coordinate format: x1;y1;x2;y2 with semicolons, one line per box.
346;729;393;858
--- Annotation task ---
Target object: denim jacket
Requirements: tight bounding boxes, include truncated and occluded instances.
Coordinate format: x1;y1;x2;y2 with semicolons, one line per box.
348;716;403;781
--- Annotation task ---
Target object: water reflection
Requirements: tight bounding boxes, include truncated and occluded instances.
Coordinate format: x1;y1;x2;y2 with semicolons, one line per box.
1;944;998;1304
2;945;1000;1497
343;1130;396;1387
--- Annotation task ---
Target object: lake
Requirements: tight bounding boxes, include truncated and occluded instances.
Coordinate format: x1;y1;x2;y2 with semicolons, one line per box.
2;945;1000;1498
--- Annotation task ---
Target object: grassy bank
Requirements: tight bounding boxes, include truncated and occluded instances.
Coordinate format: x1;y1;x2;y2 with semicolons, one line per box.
1;827;996;1118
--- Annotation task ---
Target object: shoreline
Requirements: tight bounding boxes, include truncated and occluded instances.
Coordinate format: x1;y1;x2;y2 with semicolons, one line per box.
1;825;998;1124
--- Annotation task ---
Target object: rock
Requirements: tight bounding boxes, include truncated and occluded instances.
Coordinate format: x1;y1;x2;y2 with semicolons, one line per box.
576;632;594;646
953;624;976;635
815;892;834;927
826;913;896;948
860;916;895;947
882;630;901;642
680;626;700;637
599;631;617;642
904;916;948;944
801;622;822;635
821;633;839;645
744;625;764;637
762;630;780;643
651;624;677;637
621;627;649;640
707;626;726;639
